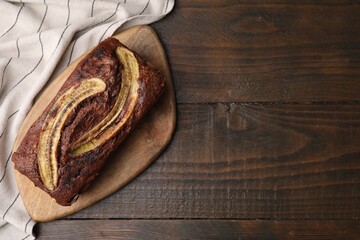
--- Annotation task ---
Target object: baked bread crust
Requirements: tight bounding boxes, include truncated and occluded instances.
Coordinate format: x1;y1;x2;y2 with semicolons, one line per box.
12;38;165;206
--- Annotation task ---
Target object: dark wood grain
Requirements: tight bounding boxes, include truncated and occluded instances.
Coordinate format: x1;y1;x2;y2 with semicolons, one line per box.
62;104;360;219
152;1;360;103
36;0;360;238
36;220;360;240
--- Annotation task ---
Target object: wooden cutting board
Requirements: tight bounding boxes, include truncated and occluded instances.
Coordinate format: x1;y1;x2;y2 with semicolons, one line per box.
12;25;176;222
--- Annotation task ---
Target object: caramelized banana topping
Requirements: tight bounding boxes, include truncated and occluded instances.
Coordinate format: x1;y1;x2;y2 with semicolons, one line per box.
70;47;139;155
38;78;106;190
38;46;140;191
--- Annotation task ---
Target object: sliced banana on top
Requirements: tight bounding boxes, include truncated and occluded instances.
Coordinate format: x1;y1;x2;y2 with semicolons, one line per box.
70;47;140;155
38;78;106;191
38;47;140;191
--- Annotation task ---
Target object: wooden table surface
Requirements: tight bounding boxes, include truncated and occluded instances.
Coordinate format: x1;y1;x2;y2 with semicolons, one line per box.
36;1;360;239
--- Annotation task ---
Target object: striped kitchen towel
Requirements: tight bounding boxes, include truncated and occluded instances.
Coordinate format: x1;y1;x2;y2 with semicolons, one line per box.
0;0;174;239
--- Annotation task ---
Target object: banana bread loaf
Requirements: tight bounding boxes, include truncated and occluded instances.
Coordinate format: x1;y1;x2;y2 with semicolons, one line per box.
12;37;165;206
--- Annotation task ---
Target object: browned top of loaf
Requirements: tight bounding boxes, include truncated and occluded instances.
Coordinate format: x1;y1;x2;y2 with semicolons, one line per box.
12;38;165;205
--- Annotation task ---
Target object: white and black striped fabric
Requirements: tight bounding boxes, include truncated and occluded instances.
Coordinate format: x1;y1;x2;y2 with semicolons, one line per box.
0;0;174;239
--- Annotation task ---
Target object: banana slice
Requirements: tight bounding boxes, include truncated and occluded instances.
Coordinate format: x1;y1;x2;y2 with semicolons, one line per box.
70;47;140;155
38;78;106;191
38;47;139;191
